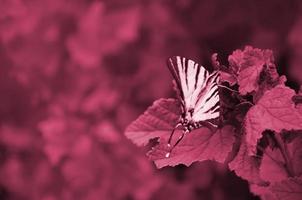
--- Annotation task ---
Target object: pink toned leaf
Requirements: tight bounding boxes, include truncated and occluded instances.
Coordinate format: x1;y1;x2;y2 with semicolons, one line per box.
245;85;302;155
228;139;265;184
148;125;236;168
228;46;274;95
125;98;180;146
259;147;288;183
270;176;302;200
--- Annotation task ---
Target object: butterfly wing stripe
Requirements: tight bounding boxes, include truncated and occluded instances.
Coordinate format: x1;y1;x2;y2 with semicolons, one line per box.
204;89;219;105
210;104;220;113
204;100;219;114
183;57;189;90
189;62;208;109
167;58;184;99
194;63;201;89
177;57;190;100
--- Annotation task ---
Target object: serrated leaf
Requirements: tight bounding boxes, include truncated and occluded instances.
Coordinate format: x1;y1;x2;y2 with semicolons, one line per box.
228;46;274;95
245;85;302;155
270;176;302;200
148;125;236;168
125;98;180;146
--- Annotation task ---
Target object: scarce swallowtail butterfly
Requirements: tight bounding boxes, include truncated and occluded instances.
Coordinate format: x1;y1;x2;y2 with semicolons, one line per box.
166;56;220;158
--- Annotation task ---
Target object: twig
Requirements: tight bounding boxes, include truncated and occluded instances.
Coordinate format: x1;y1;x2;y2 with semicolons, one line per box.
218;84;238;93
237;101;254;107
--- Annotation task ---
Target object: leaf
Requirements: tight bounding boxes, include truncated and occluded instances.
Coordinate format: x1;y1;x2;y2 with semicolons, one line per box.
125;98;180;146
228;139;265;184
148;125;236;168
228;46;274;95
245;85;302;155
270;176;302;200
259;147;288;183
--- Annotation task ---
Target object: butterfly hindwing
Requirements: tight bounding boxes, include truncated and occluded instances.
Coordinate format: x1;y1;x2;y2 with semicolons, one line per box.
167;56;220;122
192;71;220;121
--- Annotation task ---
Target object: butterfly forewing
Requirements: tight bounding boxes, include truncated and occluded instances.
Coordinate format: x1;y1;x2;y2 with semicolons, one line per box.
167;56;220;123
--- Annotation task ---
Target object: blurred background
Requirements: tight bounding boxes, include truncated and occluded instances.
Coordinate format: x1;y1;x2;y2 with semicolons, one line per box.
1;0;302;199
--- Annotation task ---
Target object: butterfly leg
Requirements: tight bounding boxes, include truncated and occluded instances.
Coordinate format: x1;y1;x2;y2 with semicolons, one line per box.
172;129;188;148
165;129;188;158
167;122;182;147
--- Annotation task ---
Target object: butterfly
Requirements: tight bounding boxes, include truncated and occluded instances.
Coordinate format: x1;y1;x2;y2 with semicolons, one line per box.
165;56;220;158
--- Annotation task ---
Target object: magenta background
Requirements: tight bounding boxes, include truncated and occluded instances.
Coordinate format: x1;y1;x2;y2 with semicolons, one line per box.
1;0;302;199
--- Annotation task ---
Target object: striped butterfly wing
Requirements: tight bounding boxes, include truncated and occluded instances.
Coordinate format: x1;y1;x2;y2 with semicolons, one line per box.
167;56;220;122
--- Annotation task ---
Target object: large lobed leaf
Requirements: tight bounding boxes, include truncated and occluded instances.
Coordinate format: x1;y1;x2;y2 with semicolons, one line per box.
148;125;235;168
244;85;302;155
242;132;302;200
126;98;235;168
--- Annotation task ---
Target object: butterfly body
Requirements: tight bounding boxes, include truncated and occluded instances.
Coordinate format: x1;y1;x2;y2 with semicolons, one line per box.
166;56;220;156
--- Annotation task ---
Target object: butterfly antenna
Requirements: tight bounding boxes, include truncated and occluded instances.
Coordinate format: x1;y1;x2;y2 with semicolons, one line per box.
165;129;188;158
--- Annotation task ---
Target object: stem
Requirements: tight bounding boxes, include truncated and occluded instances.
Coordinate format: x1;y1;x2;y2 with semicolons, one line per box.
237;101;254;107
217;84;238;93
274;134;295;177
